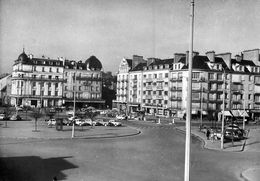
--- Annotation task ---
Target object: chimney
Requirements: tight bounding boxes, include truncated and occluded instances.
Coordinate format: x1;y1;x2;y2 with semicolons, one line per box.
242;49;260;66
186;51;199;65
147;57;157;66
174;53;186;63
235;54;242;62
132;55;145;68
28;54;33;59
206;51;215;62
216;52;232;69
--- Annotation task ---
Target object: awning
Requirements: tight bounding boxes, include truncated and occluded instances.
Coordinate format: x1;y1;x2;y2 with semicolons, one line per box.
238;110;249;117
221;111;233;116
231;110;240;117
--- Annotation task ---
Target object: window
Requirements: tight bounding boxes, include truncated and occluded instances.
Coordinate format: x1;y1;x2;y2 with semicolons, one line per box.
55;91;58;96
165;73;168;78
42;67;45;72
50;67;52;72
32;90;36;96
65;86;67;91
32;82;36;87
154;74;157;78
57;68;59;73
48;75;52;79
55;83;58;88
209;73;214;80
192;72;200;79
48;91;51;96
164;100;168;104
164;91;168;96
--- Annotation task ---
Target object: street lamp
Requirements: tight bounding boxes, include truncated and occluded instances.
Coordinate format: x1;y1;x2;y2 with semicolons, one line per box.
72;68;77;138
221;70;226;150
184;0;194;181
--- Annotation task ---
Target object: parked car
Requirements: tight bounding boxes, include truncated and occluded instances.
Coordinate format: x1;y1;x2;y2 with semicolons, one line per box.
116;114;127;120
225;124;240;130
79;119;96;126
108;120;122;127
95;119;109;126
15;106;23;112
75;118;83;126
0;114;9;120
47;119;56;126
10;114;22;121
224;128;244;140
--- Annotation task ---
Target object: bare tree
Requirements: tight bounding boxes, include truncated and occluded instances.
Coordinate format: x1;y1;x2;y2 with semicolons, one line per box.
32;108;42;132
3;104;12;128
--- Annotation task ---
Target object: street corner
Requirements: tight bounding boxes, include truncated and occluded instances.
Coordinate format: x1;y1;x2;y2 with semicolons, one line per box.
241;167;260;181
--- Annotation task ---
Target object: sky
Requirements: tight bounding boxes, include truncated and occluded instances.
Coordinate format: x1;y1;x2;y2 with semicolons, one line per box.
0;0;260;74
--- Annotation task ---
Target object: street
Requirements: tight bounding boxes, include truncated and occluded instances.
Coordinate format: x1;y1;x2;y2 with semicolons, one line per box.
0;120;259;181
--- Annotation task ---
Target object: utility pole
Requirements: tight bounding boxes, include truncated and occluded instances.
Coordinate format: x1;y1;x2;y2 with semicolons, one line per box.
72;70;76;138
221;70;226;150
184;0;194;181
243;94;246;130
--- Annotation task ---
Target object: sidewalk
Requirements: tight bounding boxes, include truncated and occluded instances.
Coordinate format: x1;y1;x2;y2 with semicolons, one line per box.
0;121;140;140
176;125;260;181
176;126;247;152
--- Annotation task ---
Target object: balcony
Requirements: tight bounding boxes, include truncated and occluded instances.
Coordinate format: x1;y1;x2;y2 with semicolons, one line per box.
233;100;242;104
171;87;182;91
171;96;182;101
156;85;163;90
170;77;182;82
156;77;164;82
209;78;223;83
76;76;102;81
146;85;153;90
146;78;153;82
208;88;223;93
12;76;65;82
145;95;152;99
156;95;163;99
232;89;243;94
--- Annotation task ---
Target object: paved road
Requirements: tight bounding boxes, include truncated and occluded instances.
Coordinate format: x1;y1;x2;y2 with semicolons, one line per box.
0;120;259;181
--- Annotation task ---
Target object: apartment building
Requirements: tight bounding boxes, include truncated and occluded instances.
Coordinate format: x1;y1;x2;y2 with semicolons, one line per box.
114;49;260;121
63;56;105;108
11;50;64;107
10;50;105;108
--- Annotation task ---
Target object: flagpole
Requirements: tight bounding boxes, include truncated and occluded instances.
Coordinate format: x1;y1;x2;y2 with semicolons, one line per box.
184;0;194;181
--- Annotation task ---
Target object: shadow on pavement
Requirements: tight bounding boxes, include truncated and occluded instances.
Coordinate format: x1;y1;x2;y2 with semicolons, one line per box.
0;156;77;181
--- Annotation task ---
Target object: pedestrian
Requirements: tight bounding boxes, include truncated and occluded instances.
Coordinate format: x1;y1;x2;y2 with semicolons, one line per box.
206;129;210;140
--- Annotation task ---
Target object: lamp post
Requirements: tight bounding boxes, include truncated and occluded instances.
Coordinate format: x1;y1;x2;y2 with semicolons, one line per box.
71;69;77;138
200;78;203;129
184;1;194;181
243;94;246;130
221;70;226;150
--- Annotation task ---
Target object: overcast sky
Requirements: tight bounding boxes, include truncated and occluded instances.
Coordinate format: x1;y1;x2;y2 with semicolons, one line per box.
0;0;259;74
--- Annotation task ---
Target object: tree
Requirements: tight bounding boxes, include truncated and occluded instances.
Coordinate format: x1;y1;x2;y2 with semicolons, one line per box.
3;105;12;128
84;110;99;128
32;108;42;132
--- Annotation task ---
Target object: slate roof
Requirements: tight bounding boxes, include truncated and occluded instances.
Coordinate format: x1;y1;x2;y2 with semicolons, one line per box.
85;56;102;70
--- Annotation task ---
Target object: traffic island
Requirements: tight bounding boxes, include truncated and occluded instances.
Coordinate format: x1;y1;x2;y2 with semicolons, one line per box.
0;121;141;140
